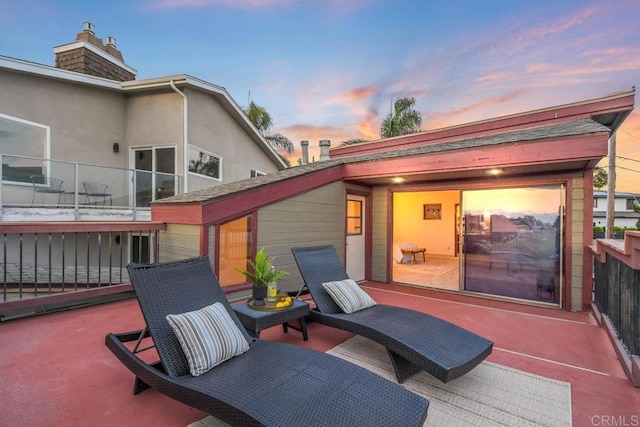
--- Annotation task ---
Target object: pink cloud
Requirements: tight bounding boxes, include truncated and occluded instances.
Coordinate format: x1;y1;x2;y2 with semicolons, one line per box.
326;85;378;105
423;91;525;129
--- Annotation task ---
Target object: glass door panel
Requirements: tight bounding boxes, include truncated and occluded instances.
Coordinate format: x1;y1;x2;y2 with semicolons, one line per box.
461;186;563;304
133;147;176;206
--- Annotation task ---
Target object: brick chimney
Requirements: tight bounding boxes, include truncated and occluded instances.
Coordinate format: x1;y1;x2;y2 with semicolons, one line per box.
53;22;136;81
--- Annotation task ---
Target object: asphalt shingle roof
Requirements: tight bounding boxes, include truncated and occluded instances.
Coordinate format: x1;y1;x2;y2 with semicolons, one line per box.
157;118;609;205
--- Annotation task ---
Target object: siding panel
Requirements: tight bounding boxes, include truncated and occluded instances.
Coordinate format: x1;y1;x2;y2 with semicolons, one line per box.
257;181;346;292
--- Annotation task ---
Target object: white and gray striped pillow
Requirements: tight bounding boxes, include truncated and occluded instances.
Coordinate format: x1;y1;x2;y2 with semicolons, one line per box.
166;302;250;376
322;279;377;314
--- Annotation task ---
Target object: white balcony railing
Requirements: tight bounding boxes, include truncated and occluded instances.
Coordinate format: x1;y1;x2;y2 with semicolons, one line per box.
0;154;181;221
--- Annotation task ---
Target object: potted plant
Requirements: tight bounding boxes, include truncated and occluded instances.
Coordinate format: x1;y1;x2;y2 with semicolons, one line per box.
236;247;288;306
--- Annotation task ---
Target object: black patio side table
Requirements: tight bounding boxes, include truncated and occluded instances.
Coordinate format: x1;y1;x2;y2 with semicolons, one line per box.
232;299;310;341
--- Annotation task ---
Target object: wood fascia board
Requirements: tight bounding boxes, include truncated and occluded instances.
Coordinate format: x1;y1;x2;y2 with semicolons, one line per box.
342;133;608;179
151;203;204;225
199;166;345;224
0;221;166;233
331;92;634;158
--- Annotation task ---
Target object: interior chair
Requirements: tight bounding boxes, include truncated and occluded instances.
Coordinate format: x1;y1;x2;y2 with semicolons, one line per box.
83;181;112;205
30;175;65;206
292;245;493;383
105;256;429;426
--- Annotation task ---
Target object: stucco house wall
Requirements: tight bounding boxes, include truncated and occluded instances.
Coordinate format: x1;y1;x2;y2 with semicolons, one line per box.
0;68;126;169
186;88;280;190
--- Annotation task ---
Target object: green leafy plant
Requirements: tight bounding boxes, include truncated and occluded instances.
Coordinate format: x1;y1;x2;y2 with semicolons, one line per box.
235;247;288;287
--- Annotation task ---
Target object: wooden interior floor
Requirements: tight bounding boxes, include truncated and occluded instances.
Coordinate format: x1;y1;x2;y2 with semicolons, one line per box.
1;282;638;426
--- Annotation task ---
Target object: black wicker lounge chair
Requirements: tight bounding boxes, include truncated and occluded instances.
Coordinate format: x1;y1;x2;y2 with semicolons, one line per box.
105;256;428;426
291;245;493;383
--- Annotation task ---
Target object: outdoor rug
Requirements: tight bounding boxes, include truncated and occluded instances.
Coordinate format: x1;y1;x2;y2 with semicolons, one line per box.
189;335;572;427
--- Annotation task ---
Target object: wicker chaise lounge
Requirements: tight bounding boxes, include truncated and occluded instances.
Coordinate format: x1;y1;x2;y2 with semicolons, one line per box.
105;256;428;426
291;245;493;383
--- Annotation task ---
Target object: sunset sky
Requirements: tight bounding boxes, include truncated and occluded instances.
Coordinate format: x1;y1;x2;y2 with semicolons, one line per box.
2;0;639;192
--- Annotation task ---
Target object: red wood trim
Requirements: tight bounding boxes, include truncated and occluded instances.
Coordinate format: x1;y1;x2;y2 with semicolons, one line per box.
151;203;202;225
200;166;344;225
342;134;608;180
0;284;133;313
0;222;166;233
591;231;640;270
199;225;209;256
386;188;394;283
564;180;573;310
213;223;220;276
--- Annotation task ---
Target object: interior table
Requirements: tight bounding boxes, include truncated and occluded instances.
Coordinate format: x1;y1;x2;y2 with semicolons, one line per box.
401;247;426;264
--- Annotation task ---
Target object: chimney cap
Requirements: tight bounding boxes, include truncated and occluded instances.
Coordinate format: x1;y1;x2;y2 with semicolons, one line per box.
83;22;95;35
105;36;116;47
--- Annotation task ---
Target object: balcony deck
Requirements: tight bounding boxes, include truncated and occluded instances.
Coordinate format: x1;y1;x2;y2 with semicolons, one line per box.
1;282;638;426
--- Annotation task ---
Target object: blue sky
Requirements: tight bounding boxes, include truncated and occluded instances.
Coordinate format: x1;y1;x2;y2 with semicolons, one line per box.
1;0;639;191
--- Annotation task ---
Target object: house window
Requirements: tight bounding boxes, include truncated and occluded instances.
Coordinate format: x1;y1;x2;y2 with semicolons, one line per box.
188;146;221;180
134;147;176;207
347;200;363;235
593;198;598;208
0;113;49;183
627;199;636;210
218;214;252;287
251;169;266;178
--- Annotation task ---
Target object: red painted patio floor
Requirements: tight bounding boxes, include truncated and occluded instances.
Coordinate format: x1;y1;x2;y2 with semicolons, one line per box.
1;282;639;426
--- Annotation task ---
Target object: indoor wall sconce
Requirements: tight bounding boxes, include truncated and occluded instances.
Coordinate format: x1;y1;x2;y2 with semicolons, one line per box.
113;142;120;153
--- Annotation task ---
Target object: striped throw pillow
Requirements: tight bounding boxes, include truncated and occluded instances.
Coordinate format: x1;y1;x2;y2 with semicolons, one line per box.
322;279;377;314
166;302;250;376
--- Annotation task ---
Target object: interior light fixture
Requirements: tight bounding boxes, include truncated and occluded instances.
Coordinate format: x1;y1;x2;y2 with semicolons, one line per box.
485;168;505;176
391;177;406;184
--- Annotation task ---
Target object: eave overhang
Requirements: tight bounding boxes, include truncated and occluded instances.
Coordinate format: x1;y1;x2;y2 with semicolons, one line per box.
152;118;611;224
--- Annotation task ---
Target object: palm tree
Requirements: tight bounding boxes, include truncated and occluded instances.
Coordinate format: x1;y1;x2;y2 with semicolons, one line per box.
380;97;422;139
244;100;294;154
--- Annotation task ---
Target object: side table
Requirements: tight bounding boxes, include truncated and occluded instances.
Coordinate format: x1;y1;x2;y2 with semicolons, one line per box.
232;299;310;341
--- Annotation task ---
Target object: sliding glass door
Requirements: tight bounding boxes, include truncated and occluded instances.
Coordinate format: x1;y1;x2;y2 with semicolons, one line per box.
460;186;564;305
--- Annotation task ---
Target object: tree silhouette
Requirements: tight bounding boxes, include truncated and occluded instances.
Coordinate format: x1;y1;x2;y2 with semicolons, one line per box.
380;97;422;138
244;100;294;154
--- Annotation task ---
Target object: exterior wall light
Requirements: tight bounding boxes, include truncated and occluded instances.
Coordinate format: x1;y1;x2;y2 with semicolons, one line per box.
485;168;504;176
391;177;406;183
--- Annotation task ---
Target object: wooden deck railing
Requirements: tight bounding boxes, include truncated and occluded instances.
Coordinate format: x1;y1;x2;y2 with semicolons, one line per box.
0;221;165;320
590;231;640;387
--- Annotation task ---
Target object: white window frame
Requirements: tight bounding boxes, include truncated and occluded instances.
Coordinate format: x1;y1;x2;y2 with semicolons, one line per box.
251;169;266;178
0;113;51;184
187;145;222;181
